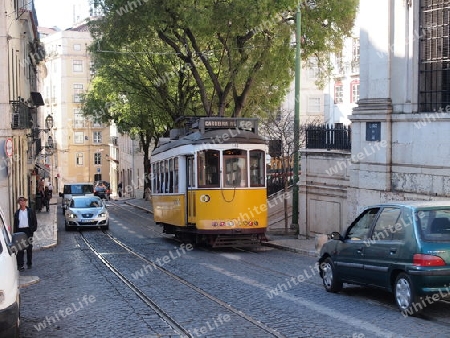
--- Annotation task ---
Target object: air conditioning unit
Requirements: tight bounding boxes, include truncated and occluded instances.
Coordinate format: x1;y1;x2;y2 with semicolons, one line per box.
12;113;20;129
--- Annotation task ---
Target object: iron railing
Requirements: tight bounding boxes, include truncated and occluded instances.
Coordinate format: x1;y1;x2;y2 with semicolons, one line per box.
305;124;351;150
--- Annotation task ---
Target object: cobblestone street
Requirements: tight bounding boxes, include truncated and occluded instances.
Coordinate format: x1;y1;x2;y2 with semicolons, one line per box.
16;199;450;338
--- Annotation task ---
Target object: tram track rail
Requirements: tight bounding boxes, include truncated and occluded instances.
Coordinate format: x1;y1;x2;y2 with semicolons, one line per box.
105;200;450;328
81;233;190;337
79;228;288;338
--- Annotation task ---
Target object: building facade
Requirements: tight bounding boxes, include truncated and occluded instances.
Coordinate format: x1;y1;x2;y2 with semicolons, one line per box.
299;0;450;237
38;17;144;199
39;23;115;193
0;0;45;223
323;13;360;126
281;57;325;124
349;0;450;216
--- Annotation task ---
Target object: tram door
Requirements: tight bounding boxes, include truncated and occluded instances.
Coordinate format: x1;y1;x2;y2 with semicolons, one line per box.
186;155;196;225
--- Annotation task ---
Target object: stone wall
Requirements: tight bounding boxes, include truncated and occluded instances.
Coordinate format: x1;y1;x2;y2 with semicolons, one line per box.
299;149;351;236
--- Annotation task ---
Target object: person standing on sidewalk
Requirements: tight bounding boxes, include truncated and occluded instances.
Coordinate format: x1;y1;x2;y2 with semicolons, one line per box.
13;196;37;271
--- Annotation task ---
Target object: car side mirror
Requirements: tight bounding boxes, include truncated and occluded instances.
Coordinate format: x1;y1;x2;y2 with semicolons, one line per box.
9;232;29;255
330;231;344;241
59;192;63;197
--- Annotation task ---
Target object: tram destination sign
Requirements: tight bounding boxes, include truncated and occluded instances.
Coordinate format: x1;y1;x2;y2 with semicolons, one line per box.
199;118;258;134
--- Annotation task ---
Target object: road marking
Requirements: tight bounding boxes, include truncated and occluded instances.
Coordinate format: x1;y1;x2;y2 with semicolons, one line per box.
201;263;404;338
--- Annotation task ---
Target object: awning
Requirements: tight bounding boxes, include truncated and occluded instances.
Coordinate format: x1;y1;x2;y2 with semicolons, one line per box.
30;92;45;107
35;163;50;175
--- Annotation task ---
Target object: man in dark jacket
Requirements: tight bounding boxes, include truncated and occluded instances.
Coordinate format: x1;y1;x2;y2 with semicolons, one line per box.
14;196;37;271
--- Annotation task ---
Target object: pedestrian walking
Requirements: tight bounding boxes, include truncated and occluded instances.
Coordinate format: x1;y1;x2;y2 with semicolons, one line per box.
118;182;123;197
48;183;53;198
13;196;37;271
37;185;45;212
43;186;51;212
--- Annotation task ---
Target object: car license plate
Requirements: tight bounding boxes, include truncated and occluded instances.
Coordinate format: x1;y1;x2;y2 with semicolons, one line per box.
80;219;91;223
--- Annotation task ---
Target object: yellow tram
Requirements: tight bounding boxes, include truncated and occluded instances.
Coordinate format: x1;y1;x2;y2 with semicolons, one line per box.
150;117;268;247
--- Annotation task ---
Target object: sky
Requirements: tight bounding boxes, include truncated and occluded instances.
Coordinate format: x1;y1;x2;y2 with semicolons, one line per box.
34;0;90;30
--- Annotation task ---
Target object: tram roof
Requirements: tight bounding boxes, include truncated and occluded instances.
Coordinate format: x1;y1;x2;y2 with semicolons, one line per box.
152;129;266;156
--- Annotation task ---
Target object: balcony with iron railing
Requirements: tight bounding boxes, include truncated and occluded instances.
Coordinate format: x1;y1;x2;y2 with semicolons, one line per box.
11;101;33;129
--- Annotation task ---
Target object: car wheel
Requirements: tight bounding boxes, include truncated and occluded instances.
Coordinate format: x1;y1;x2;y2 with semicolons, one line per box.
102;224;109;230
65;221;70;231
321;257;343;293
395;273;420;315
62;207;65;215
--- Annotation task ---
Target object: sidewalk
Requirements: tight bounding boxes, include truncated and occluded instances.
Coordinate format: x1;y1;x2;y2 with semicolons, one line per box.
19;195;59;288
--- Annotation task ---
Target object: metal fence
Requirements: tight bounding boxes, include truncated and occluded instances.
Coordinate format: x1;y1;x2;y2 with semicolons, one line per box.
305;124;351;150
266;169;294;196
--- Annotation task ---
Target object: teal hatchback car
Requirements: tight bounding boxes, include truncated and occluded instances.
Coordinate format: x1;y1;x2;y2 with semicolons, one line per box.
318;201;450;315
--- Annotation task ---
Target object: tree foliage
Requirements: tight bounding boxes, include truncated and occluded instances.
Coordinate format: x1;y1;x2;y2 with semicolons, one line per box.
87;0;358;119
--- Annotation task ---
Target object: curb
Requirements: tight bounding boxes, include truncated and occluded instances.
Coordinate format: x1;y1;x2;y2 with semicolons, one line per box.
261;241;319;257
19;275;40;288
124;201;153;214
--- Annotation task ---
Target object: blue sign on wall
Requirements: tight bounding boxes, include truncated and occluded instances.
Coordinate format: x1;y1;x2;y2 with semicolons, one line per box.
366;122;381;141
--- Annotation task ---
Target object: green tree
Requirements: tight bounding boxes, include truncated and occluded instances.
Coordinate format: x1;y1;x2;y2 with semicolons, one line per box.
89;0;358;117
83;0;358;193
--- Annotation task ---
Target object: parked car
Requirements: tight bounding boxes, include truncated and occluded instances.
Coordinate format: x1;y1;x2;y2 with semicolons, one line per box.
64;196;109;231
59;183;94;214
0;208;28;337
94;181;110;200
318;201;450;315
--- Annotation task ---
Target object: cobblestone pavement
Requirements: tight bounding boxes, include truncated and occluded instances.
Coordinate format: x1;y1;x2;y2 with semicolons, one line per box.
122;197;318;257
17;200;450;338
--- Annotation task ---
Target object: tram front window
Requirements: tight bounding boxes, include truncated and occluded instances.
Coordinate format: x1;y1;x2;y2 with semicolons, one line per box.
250;150;265;187
198;150;219;188
223;149;247;187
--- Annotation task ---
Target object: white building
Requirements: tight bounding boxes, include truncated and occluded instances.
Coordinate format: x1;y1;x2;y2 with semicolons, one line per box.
349;0;450;213
323;11;361;126
299;0;450;236
0;0;44;222
281;57;325;124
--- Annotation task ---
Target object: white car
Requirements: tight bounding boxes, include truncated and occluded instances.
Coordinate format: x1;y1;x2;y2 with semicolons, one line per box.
64;196;109;231
0;208;28;337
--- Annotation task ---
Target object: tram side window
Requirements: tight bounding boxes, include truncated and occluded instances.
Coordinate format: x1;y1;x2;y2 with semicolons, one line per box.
154;163;160;193
188;156;195;188
164;159;169;193
198;150;219;188
151;163;156;194
169;158;174;193
174;157;179;193
159;162;165;193
223;149;247;187
250;150;265;187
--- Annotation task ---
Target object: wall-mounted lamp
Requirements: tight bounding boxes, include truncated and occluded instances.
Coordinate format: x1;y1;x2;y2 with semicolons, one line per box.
45;115;54;129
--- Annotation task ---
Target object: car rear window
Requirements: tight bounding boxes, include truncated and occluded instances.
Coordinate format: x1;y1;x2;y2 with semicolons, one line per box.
64;184;94;194
416;209;450;241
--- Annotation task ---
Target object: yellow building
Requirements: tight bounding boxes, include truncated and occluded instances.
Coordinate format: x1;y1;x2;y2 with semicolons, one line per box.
39;22;115;194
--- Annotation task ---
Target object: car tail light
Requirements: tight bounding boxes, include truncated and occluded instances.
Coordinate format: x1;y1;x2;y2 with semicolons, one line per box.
413;254;446;267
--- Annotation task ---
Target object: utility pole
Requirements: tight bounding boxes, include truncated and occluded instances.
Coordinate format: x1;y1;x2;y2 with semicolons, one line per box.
291;3;301;232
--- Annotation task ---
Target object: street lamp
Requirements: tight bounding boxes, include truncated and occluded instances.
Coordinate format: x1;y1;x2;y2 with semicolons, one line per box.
45;115;54;130
292;3;301;233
